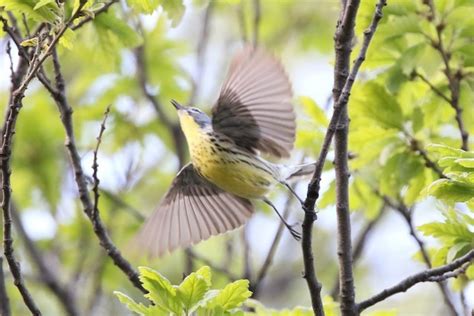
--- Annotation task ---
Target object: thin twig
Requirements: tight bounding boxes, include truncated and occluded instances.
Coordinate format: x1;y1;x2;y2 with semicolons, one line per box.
406;133;446;178
100;189;145;221
50;48;145;293
252;0;260;47
0;256;10;316
424;1;469;150
237;0;248;43
241;227;252;281
426;264;469;282
386;197;458;315
188;0;214;106
134;43;186;167
413;71;451;104
10;203;79;316
187;250;239;281
357;249;474;312
92;106;111;217
71;0;120;30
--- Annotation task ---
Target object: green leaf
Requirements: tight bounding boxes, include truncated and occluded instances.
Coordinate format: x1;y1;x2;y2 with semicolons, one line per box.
20;37;39;47
138;267;182;314
351;82;403;130
33;0;56;10
177;266;211;312
94;12;143;49
206;280;252;311
161;0;185;27
455;158;474;168
59;28;76;50
446;242;471;262
426;179;474;203
2;0;59;23
114;292;149;315
299;96;328;126
127;0;160;14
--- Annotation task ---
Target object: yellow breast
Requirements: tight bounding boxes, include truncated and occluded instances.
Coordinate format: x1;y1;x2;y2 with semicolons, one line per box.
179;113;276;199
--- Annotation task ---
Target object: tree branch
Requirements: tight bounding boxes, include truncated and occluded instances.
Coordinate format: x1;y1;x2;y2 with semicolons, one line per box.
10;203;79;316
252;0;261;47
92;106;111;218
186;250;239;281
406;133;446;178
330;205;386;299
357;249;474;312
71;0;120;31
413;71;451;104
385;198;458;315
188;0;214;106
424;1;469;150
50;48;145;293
0;256;10;316
301;1;386;314
134;43;186;167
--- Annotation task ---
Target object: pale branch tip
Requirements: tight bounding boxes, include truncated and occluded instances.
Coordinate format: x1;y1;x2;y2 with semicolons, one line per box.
357;250;474;312
92;105;112;218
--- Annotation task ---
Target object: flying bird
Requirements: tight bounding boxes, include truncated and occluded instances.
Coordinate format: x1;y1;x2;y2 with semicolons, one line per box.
136;46;314;256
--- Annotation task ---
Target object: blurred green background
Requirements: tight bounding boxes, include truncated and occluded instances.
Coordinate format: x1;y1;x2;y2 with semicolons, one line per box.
0;0;473;315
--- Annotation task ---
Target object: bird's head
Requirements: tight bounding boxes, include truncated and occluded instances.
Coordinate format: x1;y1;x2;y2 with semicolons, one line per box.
171;100;211;135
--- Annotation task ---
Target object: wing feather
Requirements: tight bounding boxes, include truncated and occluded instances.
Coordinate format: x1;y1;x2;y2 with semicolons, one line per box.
212;46;295;158
135;164;254;256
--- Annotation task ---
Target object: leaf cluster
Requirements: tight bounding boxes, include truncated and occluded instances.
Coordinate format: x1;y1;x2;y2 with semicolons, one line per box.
115;266;252;315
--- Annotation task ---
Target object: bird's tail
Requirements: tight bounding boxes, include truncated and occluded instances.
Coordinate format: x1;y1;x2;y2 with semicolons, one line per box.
278;162;316;182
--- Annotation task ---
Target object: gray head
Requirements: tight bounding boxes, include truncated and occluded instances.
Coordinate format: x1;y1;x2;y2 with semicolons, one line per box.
171;100;211;128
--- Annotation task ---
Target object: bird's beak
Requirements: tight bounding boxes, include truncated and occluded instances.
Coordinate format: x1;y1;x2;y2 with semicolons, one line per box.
171;99;184;111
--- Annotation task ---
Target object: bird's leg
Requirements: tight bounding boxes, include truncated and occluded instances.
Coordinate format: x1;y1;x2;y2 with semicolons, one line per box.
282;182;305;205
262;197;301;241
282;182;318;220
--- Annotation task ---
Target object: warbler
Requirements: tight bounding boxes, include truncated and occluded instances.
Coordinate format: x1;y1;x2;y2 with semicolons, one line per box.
137;46;315;256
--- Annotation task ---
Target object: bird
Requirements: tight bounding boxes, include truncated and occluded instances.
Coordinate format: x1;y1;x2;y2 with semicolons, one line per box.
136;46;315;257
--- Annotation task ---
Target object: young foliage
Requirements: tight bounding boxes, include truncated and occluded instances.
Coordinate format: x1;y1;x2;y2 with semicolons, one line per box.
426;144;474;205
114;266;252;315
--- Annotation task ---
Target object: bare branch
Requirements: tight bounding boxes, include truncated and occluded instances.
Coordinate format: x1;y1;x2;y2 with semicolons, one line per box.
413;71;451;104
10;203;79;316
71;0;120;30
424;1;469;150
357;250;474;312
0;256;11;316
301;1;387;314
252;0;261;47
134;43;186;167
330;206;386;299
188;0;214;106
187;250;239;281
92;106;111;218
426;264;469;282
405;134;446;178
50;48;145;293
387;198;458;315
237;0;248;43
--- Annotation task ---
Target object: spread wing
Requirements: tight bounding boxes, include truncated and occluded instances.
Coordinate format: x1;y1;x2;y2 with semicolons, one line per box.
135;163;254;257
212;46;295;158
